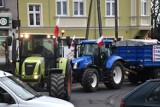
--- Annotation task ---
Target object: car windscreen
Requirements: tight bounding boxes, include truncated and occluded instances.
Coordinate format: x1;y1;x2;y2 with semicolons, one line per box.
0;76;39;100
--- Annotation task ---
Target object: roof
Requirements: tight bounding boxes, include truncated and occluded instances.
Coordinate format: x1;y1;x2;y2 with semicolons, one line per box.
0;70;12;78
81;39;113;44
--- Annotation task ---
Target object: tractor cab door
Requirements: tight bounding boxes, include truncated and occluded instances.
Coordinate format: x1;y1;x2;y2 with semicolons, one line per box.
100;43;112;66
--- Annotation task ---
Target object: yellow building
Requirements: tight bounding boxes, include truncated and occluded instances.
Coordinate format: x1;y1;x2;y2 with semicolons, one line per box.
18;0;151;40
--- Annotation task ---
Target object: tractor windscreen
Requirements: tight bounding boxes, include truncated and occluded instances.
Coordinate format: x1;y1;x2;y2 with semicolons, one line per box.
80;44;98;56
21;37;55;57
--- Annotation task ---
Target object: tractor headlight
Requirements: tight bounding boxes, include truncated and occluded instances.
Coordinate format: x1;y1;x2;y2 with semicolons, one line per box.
22;72;25;75
33;75;39;79
73;62;77;69
73;62;80;69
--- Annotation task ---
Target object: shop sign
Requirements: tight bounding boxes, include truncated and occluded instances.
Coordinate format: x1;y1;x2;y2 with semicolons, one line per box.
0;17;9;26
153;45;160;61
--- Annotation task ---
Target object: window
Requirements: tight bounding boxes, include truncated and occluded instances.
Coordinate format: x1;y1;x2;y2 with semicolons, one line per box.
141;0;148;16
106;0;115;16
0;0;4;8
57;0;68;16
74;0;84;16
147;85;160;102
28;5;41;26
0;86;15;104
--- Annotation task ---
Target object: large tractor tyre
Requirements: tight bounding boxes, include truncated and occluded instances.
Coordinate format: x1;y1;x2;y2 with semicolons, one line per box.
49;73;65;100
151;69;160;79
104;61;124;89
82;68;99;92
64;60;72;101
128;73;139;84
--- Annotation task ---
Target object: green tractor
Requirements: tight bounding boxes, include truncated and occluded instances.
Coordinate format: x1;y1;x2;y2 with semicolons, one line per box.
14;34;72;100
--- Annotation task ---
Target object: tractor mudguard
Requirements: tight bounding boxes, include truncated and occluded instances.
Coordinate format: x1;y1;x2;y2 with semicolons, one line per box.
105;55;123;69
57;58;69;76
50;68;63;74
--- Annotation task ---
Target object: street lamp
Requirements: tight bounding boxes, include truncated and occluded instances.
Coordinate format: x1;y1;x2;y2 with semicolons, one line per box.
61;30;65;36
60;30;65;57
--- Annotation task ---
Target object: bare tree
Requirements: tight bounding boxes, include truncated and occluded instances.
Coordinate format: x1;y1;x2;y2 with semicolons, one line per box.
151;0;160;40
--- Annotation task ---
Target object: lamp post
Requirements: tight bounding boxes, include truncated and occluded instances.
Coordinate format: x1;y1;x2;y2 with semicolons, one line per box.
61;30;65;36
115;0;118;41
61;30;65;57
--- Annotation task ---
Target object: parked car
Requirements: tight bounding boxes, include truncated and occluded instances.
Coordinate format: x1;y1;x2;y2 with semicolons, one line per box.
120;79;160;107
0;70;74;107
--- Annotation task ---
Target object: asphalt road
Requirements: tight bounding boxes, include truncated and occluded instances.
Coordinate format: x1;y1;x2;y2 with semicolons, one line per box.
70;82;139;107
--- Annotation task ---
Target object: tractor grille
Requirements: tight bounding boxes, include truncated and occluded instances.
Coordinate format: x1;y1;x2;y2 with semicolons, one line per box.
25;63;36;75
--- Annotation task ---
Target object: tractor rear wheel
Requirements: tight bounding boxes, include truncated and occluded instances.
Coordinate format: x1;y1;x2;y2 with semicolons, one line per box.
104;61;124;89
64;60;72;101
82;68;99;92
50;74;65;99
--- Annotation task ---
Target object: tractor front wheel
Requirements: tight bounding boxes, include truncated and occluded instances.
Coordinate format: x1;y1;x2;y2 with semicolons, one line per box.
49;74;65;99
82;68;99;92
64;63;72;101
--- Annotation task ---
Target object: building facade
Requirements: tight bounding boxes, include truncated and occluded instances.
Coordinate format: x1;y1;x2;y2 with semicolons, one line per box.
0;0;18;37
18;0;151;41
0;0;18;62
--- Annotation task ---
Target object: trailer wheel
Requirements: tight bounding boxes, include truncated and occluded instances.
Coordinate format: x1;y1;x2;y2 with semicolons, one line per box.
82;68;99;92
152;69;160;79
49;74;65;99
104;61;124;89
128;73;139;84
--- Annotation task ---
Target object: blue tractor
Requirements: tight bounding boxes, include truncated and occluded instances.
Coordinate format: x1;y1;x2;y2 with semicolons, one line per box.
71;39;125;92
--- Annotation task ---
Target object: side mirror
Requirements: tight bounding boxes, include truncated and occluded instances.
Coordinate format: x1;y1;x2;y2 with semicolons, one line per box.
66;36;71;49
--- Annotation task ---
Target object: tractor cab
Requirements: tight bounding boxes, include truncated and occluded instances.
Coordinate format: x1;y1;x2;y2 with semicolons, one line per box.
15;35;62;80
19;35;61;72
21;35;61;57
72;39;113;69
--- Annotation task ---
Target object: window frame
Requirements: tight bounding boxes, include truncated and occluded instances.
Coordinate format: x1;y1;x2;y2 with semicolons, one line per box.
106;0;115;17
0;84;16;104
141;0;148;16
28;4;42;27
56;0;68;16
73;0;84;16
0;0;4;8
146;83;160;102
